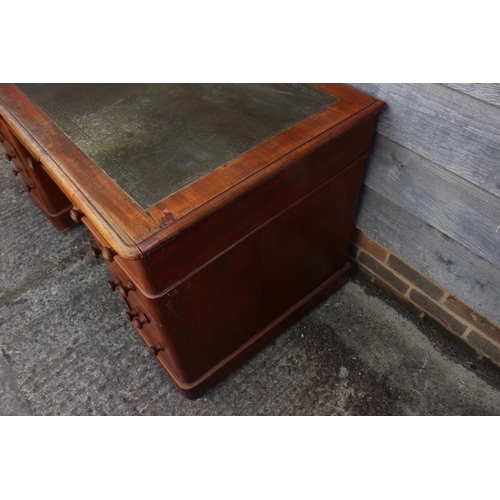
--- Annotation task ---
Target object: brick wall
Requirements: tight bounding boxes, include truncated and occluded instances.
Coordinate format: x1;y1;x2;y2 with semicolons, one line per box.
349;229;500;367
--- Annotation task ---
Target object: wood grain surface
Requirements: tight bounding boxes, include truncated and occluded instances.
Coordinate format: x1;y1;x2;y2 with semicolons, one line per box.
363;134;500;268
349;83;500;197
443;83;500;108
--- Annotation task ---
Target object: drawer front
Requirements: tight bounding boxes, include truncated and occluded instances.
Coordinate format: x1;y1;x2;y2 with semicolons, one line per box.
86;225;193;382
0;115;75;230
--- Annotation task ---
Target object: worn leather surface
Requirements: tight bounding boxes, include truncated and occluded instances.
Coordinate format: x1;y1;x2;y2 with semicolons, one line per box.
16;84;337;208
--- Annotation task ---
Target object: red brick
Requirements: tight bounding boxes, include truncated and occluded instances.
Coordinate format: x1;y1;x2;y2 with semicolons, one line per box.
348;243;358;259
409;289;467;336
387;254;444;301
357;251;409;295
352;229;388;262
445;296;500;344
468;331;500;365
369;271;422;316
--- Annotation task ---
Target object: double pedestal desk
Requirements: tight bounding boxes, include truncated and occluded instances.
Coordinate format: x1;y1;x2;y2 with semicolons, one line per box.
0;84;384;398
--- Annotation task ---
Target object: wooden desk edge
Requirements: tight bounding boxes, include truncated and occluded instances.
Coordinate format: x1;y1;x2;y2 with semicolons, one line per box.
0;84;385;261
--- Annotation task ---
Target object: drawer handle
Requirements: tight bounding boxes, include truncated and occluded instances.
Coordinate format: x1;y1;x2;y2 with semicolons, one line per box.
107;278;135;297
149;343;163;356
27;157;38;170
22;180;35;193
69;208;84;224
101;247;116;262
89;246;102;259
125;309;138;321
107;278;121;291
11;168;20;176
5;152;16;161
132;313;149;329
89;246;116;262
117;281;135;298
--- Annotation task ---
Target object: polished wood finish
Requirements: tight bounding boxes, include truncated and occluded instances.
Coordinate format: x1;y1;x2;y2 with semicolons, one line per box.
0;84;385;399
0;115;76;230
140;120;377;296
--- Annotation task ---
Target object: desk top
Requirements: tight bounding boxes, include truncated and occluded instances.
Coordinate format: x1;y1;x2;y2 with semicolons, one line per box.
0;83;384;259
16;84;337;209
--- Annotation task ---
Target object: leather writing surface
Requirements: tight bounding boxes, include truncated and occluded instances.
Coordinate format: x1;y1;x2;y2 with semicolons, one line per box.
17;84;338;208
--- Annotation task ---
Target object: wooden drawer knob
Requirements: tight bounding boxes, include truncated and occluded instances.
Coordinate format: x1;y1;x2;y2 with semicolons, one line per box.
101;247;116;262
132;313;149;329
149;343;163;356
107;278;121;291
11;168;20;176
89;246;102;259
69;209;83;224
5;153;15;161
125;309;138;321
117;280;135;298
89;246;116;262
27;157;38;170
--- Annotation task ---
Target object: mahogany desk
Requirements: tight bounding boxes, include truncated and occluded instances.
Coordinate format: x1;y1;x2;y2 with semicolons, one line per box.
0;84;385;399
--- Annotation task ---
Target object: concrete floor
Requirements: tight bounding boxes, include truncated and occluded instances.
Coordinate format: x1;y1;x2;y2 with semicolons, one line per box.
2;155;500;416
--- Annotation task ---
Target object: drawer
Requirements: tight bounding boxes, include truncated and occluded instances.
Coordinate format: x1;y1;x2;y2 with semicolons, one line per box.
85;226;193;383
0;115;75;230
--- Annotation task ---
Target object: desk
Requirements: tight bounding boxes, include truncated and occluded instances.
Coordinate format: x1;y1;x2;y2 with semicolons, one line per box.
0;84;385;398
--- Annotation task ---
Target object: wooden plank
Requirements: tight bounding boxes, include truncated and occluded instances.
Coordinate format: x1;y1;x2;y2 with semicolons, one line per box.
443;83;500;108
355;186;500;326
363;134;500;268
349;83;500;197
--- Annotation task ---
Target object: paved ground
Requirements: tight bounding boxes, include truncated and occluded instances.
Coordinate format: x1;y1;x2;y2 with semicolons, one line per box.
2;155;500;415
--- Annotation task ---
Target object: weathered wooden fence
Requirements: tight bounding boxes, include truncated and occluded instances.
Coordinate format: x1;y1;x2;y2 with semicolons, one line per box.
350;83;500;326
